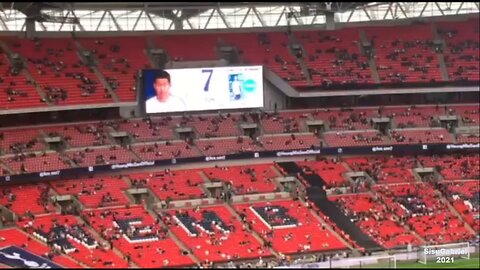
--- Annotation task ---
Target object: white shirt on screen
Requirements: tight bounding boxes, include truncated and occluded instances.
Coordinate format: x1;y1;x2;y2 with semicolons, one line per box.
232;80;242;96
146;94;186;113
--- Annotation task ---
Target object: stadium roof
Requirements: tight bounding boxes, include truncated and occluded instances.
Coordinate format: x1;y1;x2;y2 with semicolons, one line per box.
3;2;371;12
0;2;478;32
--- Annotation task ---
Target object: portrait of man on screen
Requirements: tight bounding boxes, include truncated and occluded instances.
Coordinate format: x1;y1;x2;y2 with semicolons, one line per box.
145;70;186;113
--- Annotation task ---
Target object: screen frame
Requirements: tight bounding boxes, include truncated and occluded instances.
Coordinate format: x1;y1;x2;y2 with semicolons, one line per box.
140;65;264;115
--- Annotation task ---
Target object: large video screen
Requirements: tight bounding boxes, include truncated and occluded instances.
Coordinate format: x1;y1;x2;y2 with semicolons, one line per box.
143;66;264;114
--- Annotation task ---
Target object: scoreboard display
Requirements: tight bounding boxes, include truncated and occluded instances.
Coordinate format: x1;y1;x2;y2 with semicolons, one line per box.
142;65;264;114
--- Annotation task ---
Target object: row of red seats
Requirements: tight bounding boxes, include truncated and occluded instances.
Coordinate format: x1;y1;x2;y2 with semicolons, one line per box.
437;19;480;82
83;206;194;268
440;180;479;232
1;104;477;153
0;228;82;268
0;17;477;110
373;183;474;245
331;194;423;249
346;156;417;184
5;154;476;214
17;214;128;268
7;37;111;105
418;155;480;180
0;153;476;267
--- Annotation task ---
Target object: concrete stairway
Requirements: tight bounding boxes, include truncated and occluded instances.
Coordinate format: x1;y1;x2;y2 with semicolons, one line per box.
71;38;120;102
359;30;381;84
431;23;450;82
0;40;51;105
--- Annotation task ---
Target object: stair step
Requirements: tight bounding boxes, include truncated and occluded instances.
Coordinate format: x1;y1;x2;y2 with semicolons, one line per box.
277;161;382;252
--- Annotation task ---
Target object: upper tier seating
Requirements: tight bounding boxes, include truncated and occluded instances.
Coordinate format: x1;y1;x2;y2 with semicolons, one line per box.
0;18;477;111
0;54;44;110
7;37;110;105
153;33;219;61
220;32;308;87
294;28;373;88
437;19;480;82
365;24;443;84
79;37;150;102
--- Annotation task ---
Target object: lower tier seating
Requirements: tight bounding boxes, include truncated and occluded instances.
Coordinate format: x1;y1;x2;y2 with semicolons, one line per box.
233;200;348;254
82;206;194;268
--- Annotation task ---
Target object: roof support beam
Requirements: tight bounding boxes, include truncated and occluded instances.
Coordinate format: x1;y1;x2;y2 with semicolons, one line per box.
455;2;464;14
144;11;158;30
203;9;215;29
419;2;429;17
275;6;286;26
362;7;372;21
435;2;446;16
70;10;85;31
185;17;194;29
0;10;10;30
58;10;71;31
252;7;266;27
397;3;408;18
240;7;251;28
132;10;143;30
383;2;393;20
38;21;47;31
288;6;303;25
217;8;231;28
346;9;355;23
108;10;122;31
310;13;318;24
95;10;107;31
167;9;181;30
